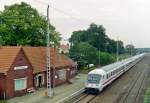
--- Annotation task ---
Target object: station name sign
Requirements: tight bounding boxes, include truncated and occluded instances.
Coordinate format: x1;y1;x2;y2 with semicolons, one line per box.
14;66;28;70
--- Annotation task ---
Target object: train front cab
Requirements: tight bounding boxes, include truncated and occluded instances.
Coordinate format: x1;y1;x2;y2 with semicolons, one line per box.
85;74;103;93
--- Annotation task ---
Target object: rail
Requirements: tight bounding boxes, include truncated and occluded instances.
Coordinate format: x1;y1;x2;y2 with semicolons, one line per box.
56;88;85;103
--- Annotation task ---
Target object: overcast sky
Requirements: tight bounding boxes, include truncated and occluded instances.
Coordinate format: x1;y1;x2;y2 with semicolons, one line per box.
0;0;150;48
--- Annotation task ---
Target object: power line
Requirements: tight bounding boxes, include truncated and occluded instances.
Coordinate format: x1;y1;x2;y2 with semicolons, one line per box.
35;0;90;24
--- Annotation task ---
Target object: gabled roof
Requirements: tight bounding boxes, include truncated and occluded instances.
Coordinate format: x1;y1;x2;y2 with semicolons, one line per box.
0;46;21;74
0;46;76;74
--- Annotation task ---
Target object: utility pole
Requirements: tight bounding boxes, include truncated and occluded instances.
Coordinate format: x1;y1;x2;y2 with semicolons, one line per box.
98;35;100;67
46;5;53;97
116;37;119;61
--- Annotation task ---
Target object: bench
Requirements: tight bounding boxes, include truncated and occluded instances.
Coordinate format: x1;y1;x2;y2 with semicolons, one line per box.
27;87;35;93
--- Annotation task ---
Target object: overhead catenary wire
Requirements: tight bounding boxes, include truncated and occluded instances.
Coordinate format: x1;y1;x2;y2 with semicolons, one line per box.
35;0;90;25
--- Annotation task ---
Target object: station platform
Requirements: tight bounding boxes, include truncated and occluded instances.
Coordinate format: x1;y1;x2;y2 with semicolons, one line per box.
8;73;87;103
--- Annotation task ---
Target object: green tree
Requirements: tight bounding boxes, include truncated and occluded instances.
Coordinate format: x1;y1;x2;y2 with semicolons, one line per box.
0;2;60;46
69;23;125;54
99;52;116;65
117;40;125;54
69;42;98;68
69;23;107;50
125;44;136;55
106;39;117;53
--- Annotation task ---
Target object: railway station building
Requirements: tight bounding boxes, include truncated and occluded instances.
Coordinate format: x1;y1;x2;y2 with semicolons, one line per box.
0;46;77;99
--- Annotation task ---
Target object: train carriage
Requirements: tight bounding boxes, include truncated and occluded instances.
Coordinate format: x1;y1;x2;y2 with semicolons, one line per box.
85;53;146;93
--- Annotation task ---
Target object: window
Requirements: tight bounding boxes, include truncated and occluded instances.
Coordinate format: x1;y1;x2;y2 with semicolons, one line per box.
57;69;66;80
87;74;101;84
14;78;27;91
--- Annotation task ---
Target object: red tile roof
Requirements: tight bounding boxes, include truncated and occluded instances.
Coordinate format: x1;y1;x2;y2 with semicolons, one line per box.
0;46;21;74
0;46;76;74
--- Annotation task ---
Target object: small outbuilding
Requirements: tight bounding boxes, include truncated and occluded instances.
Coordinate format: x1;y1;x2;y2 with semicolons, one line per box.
0;46;77;99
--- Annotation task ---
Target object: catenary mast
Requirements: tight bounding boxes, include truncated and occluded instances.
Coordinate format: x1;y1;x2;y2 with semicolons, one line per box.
46;5;53;97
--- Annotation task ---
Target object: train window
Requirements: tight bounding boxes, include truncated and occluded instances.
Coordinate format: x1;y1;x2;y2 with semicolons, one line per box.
87;74;101;83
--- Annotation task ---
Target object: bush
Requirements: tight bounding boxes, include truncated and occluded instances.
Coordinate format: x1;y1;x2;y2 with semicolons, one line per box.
98;52;116;66
69;42;98;68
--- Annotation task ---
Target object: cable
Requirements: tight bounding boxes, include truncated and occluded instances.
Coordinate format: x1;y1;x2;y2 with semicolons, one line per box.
35;0;90;24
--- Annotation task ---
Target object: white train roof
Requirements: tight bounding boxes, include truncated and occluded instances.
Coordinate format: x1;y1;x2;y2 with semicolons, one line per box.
88;69;106;75
88;53;146;75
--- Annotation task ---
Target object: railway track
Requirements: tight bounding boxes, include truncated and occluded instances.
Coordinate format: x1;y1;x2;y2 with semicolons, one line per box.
115;56;150;103
88;55;149;103
66;55;149;103
72;93;97;103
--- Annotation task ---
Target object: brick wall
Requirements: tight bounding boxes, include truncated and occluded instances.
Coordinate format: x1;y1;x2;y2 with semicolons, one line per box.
6;49;33;99
0;74;6;99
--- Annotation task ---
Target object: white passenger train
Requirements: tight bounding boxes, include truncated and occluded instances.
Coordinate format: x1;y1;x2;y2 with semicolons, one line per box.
85;53;146;93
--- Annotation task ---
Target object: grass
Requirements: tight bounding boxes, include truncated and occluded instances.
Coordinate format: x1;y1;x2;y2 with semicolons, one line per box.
144;87;150;103
0;100;7;103
144;78;150;103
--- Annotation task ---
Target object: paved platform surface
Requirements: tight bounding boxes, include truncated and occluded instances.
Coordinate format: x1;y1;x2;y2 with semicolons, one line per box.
8;73;87;103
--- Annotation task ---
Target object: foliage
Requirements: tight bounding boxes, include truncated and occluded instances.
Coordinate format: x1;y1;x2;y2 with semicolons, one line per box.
0;100;7;103
125;44;136;55
0;2;60;46
144;78;150;103
0;36;4;45
80;66;96;74
69;23;127;68
99;52;116;66
69;23;125;54
69;42;98;68
69;42;116;68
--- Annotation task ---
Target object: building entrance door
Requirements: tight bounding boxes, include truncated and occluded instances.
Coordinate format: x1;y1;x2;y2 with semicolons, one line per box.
38;76;42;88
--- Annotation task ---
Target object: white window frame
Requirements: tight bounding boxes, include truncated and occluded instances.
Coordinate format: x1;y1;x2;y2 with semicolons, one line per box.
14;77;27;91
14;66;28;70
